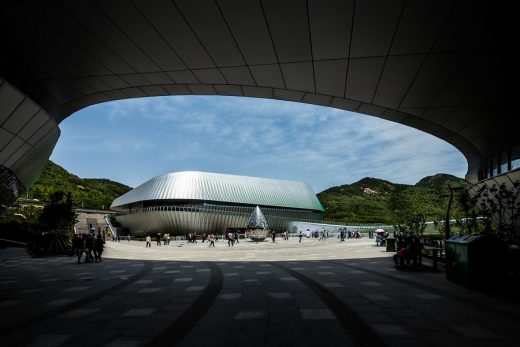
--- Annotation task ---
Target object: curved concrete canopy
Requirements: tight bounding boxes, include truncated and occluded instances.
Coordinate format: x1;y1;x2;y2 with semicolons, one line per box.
0;0;517;202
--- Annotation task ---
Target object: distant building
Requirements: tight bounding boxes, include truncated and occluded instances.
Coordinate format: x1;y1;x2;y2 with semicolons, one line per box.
110;171;324;235
363;187;378;195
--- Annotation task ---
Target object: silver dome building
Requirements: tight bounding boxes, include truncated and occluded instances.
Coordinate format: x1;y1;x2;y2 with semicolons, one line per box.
111;171;324;236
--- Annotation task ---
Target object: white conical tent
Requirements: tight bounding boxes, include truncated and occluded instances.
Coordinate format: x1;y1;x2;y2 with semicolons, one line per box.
247;206;269;230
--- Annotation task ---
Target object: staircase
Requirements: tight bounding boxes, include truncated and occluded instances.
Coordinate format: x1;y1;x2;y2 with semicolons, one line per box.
104;214;118;239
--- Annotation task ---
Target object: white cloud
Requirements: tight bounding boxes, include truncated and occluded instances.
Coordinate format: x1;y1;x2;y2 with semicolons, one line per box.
53;96;467;191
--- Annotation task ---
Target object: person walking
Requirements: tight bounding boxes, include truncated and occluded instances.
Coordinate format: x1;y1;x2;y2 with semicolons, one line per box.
271;231;276;243
208;233;215;247
145;235;151;247
94;235;104;262
71;233;82;257
85;234;95;263
76;234;86;264
298;231;303;243
227;232;235;246
156;233;161;246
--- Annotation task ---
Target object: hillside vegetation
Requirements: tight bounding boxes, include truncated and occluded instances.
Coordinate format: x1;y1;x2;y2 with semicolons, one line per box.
317;174;471;224
25;161;469;225
26;161;131;209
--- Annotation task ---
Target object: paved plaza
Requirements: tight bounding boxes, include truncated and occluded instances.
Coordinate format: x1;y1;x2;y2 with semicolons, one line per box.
1;237;519;346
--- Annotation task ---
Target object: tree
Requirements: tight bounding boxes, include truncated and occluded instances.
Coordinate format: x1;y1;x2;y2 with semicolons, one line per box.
457;188;482;235
38;191;78;254
393;189;429;235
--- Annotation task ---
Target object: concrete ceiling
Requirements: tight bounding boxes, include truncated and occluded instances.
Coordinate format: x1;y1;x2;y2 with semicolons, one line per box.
0;0;517;185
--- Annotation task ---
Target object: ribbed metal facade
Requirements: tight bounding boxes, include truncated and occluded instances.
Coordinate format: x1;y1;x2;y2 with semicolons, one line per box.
111;171;324;235
112;171;323;211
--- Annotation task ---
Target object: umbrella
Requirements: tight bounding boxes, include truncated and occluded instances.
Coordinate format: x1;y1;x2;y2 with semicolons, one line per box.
375;228;385;234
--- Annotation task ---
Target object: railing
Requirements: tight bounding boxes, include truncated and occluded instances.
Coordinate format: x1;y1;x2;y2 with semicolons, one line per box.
120;204;393;231
75;208;118;214
104;214;118;238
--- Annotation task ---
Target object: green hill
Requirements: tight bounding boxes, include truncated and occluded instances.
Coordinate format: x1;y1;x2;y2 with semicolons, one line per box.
25;162;469;224
317;174;470;224
26;161;131;209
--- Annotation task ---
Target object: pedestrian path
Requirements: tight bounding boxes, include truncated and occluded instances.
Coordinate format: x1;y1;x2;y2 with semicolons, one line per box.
1;238;519;346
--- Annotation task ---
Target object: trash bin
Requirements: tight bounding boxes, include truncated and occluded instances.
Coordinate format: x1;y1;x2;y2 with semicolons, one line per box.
385;238;395;252
445;234;505;289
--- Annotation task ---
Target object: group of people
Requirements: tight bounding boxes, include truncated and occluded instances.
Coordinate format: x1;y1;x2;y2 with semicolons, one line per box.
186;232;198;243
72;228;105;264
142;232;218;247
339;230;360;241
188;232;217;246
129;229;370;249
144;233;171;247
226;231;239;246
375;231;390;246
393;233;424;268
310;230;328;239
162;233;171;245
347;230;362;239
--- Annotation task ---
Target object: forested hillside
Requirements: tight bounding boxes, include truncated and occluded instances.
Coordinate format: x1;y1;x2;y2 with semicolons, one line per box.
26;161;131;209
24;161;470;225
317;174;470;224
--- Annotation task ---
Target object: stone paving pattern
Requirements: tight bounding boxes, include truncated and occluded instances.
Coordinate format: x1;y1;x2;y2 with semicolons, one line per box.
1;237;519;346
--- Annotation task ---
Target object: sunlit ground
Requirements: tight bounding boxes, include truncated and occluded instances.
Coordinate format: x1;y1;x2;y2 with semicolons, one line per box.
104;237;391;262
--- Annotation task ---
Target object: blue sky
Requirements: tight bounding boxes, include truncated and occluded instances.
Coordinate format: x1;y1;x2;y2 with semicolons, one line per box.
50;96;467;192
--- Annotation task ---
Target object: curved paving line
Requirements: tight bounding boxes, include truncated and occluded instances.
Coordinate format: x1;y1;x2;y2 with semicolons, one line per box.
337;261;520;322
146;261;223;346
0;260;153;334
271;262;386;347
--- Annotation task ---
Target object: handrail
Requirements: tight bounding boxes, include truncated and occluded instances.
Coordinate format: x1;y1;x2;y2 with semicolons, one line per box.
121;204;393;230
104;214;118;238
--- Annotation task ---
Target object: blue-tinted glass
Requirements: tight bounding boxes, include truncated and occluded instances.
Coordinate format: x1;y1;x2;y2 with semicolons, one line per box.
501;162;508;173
